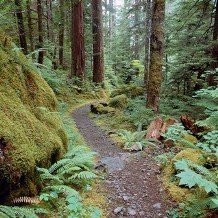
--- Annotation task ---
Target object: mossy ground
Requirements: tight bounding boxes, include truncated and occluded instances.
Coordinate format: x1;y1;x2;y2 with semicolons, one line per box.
162;148;205;202
0;31;67;201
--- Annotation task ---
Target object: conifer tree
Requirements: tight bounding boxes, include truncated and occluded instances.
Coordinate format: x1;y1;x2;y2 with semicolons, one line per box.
146;0;165;112
92;0;104;83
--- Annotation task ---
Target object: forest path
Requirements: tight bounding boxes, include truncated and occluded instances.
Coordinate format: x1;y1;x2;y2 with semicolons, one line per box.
73;105;171;218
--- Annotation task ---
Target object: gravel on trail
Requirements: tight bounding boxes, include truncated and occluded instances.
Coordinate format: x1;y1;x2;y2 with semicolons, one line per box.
73;105;172;218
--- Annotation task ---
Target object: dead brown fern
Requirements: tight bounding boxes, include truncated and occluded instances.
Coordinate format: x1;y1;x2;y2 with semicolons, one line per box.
12;196;41;205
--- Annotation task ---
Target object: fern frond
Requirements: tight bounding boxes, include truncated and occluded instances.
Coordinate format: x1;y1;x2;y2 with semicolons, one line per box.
44;185;80;197
12;197;40;205
0;206;46;218
69;171;97;181
37;168;63;184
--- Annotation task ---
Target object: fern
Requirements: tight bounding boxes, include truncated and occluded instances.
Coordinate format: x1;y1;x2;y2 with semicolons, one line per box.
118;129;147;150
0;205;47;218
69;171;97;181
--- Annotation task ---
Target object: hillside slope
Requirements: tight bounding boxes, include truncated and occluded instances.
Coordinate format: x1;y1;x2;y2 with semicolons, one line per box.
0;31;67;202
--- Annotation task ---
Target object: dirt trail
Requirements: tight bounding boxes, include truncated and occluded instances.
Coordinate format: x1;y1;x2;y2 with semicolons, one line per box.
73;105;171;218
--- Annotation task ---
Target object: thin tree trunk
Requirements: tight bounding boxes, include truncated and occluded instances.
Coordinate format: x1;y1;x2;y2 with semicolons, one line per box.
15;0;28;54
146;0;165;112
59;0;65;67
46;0;53;41
92;0;104;83
37;0;44;64
109;0;115;50
69;0;85;79
26;0;34;55
134;0;140;59
144;0;152;93
45;0;50;39
212;0;218;68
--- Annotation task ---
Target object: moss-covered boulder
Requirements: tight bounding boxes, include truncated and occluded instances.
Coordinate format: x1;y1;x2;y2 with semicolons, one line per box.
0;31;67;202
91;102;115;114
110;85;144;98
109;94;128;110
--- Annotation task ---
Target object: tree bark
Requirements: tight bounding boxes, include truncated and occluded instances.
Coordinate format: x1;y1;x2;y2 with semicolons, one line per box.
45;0;53;41
212;0;218;68
59;0;65;67
144;0;152;93
146;0;165;112
92;0;104;83
26;0;34;55
15;0;28;54
134;0;140;59
69;0;85;79
37;0;44;64
109;0;115;50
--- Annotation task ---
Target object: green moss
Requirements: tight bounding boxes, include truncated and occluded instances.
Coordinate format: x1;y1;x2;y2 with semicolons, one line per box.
110;85;144;98
0;31;67;200
91;103;115;114
162;148;205;202
109;94;128;110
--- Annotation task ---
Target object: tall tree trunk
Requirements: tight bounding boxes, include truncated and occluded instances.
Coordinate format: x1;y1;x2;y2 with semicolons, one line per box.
134;0;140;59
45;0;50;40
109;0;115;50
144;0;152;93
15;0;28;54
46;0;53;41
212;0;218;68
37;0;44;64
26;0;34;55
92;0;104;83
69;0;85;79
146;0;165;112
59;0;65;67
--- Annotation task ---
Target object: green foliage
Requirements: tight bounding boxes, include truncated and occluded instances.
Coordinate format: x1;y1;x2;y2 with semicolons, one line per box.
197;130;218;156
110;85;144;98
125;97;155;128
155;152;174;168
37;144;99;217
109;94;128;109
163;124;189;142
0;205;47;218
118;129;147;150
40;68;65;94
195;88;218;129
165;0;214;95
175;159;217;193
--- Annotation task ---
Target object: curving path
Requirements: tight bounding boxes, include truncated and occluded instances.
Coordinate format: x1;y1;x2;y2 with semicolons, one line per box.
73;105;171;218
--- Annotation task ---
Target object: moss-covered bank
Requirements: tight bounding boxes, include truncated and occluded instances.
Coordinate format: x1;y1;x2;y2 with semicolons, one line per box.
0;31;67;202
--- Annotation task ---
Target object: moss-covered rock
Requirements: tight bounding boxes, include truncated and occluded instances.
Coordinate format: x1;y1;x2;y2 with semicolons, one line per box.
91;102;115;114
109;94;128;110
110;85;144;98
0;31;67;202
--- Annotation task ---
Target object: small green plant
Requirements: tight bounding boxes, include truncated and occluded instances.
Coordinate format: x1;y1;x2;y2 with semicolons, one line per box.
163;124;189;142
0;205;47;218
155;152;174;167
37;145;99;217
174;159;217;193
169;157;218;218
118;129;147;151
197;130;218;156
